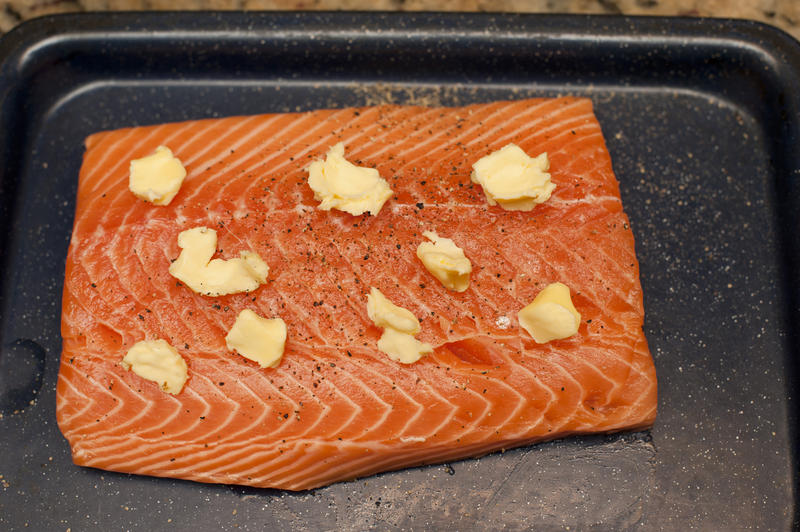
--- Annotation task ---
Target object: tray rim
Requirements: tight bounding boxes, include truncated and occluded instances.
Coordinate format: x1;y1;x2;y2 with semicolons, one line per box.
2;11;800;77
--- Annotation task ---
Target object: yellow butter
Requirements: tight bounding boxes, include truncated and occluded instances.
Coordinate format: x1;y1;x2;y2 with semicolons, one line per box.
471;143;555;211
129;146;187;206
416;231;472;292
122;339;188;394
366;287;420;334
169;227;269;296
366;287;430;364
225;309;287;368
307;143;393;216
377;327;433;365
518;282;581;344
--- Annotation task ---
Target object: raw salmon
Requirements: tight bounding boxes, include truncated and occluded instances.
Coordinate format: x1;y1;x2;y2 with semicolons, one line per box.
57;97;657;490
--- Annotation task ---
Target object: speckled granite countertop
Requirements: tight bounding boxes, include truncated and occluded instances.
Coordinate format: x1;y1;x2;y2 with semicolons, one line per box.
1;0;798;40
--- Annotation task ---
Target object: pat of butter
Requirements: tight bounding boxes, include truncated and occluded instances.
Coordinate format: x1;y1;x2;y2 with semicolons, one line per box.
366;287;420;334
518;282;581;344
471;143;555;211
307;142;393;216
122;339;188;394
169;227;269;296
366;287;431;364
225;309;287;368
129;146;187;206
416;231;472;292
377;327;434;365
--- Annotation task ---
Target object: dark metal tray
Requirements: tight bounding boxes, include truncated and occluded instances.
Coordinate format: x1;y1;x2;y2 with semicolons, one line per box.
0;12;798;531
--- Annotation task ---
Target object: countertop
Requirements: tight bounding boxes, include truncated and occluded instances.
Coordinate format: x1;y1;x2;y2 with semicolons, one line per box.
0;0;798;41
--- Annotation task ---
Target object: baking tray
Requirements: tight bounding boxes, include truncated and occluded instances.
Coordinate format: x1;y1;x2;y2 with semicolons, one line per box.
0;11;798;530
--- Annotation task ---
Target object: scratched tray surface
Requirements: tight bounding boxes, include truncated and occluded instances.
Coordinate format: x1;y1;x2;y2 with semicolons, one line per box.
0;12;798;531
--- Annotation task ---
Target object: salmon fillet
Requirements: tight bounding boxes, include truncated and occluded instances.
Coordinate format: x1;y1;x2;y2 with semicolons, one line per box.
57;97;657;491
